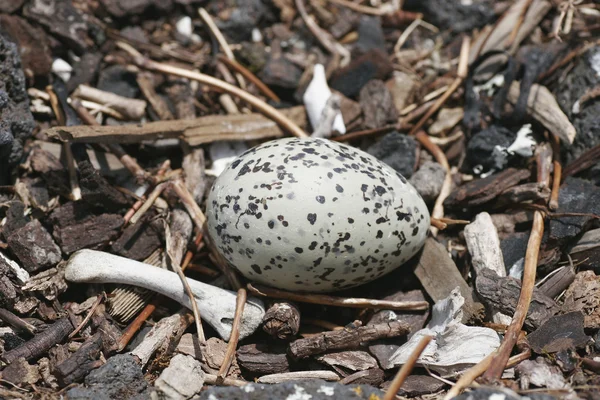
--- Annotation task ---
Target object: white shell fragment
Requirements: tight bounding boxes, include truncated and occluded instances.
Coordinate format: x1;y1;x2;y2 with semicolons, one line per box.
63;249;265;340
208;141;249;177
206;137;430;293
52;58;73;82
389;288;500;376
303;64;346;136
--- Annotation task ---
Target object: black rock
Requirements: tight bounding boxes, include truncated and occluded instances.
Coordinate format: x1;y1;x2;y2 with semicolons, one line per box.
259;55;303;90
366;131;417;179
98;0;173;18
500;232;529;272
97;65;141;99
354;16;386;55
403;0;496;33
0;33;35;185
466;125;515;173
23;0;90;54
213;0;272;43
67;52;103;93
383;374;445;397
556;46;600;163
199;379;385;400
65;354;153;400
330;49;393;98
548;177;600;245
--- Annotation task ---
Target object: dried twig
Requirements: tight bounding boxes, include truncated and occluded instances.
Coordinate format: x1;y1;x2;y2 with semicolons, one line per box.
247;283;429;310
217;55;280;102
295;0;350;66
0;308;37;335
289;320;409;359
170;179;207;231
482;210;544;380
415;131;452;237
46;86;81;201
198;8;246;89
550;133;562;210
73;84;147;120
117;41;307;138
443;350;496;399
129;182;167;225
71;98;149;183
384;335;433;400
68;294;105;339
164;221;206;343
217;288;247;384
325;0;394;15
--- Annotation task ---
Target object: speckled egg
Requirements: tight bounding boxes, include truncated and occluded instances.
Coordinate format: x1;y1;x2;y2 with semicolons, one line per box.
206;137;430;293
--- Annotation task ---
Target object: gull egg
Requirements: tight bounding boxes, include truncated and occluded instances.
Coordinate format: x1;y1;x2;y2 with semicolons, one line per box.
206;137;430;292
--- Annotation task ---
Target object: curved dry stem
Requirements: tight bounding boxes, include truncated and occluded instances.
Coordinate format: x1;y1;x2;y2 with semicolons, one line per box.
116;41;308;139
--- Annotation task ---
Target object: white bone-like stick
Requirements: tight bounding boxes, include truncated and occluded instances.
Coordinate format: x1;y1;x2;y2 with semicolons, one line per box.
64;249;265;340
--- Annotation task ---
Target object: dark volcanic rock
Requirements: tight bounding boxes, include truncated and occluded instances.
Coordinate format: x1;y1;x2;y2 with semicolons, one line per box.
199;379;385;400
366;131;417;179
23;0;90;54
548;177;600;245
404;0;496;33
453;387;557;400
359;79;398;129
0;33;35;185
65;354;153;400
212;0;271;43
99;0;173;18
466;125;515;172
259;55;303;90
97;65;140;99
330;49;393;98
354;16;386;55
557;46;600;163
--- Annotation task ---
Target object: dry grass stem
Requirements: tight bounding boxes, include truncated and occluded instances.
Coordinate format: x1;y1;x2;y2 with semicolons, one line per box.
384;335;433;400
550;134;562;210
247;283;429;310
482;210;544;380
46;86;81;201
217;55;280;102
129;182;167;225
217;288;247;384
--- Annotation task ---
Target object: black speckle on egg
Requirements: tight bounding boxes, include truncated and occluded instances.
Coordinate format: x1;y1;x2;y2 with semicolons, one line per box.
307;213;317;225
316;196;325;204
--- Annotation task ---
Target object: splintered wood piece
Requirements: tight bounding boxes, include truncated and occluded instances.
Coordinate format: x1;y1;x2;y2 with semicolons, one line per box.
45;107;307;145
236;343;290;374
288;320;409;359
444;168;531;208
475;268;559;330
506;81;576;145
413;238;485;323
73;84;147;120
257;370;340;383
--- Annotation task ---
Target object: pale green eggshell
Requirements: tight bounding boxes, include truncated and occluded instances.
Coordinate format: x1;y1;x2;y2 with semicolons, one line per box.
206;137;430;292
